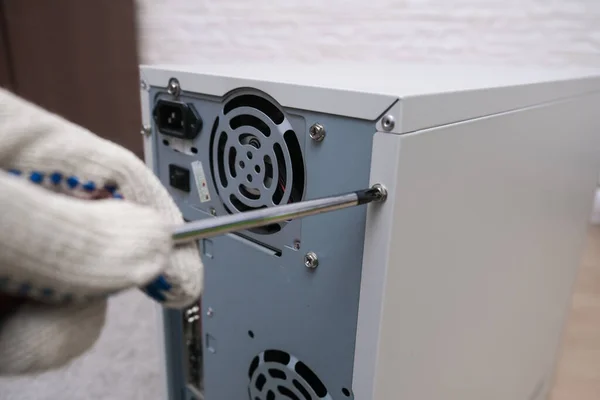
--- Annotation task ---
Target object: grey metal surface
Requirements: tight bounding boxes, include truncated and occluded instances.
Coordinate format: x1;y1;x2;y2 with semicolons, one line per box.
149;86;377;400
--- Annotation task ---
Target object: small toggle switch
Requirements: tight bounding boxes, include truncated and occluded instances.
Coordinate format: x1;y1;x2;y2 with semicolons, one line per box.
169;164;191;192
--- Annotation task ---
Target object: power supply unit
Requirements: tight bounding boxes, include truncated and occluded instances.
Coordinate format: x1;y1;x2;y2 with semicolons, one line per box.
139;63;600;400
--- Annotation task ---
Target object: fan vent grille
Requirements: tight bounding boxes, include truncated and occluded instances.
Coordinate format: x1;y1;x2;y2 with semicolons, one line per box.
248;350;332;400
209;92;305;235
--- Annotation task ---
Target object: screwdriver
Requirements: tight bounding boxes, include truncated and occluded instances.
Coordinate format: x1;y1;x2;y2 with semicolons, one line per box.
172;183;387;245
1;167;387;305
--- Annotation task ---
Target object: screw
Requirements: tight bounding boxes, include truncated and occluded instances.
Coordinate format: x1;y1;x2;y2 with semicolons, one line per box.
371;183;388;202
381;115;395;131
206;307;214;317
293;239;301;250
309;123;326;142
304;252;319;269
140;79;148;91
209;207;217;216
167;78;181;97
140;124;151;136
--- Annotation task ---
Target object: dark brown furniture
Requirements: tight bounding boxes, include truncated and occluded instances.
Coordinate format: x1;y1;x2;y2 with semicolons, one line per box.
0;0;142;157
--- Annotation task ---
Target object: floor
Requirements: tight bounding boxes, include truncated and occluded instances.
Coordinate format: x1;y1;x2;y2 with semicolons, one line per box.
0;291;162;400
550;224;600;399
1;226;600;399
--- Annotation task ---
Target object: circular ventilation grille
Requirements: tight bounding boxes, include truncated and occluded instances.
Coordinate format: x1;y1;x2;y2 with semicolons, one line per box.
209;92;305;235
248;349;333;400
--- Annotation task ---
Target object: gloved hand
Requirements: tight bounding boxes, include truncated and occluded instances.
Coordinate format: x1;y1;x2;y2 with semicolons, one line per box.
0;88;203;375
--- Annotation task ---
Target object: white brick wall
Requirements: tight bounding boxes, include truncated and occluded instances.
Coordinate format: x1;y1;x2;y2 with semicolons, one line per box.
136;0;600;68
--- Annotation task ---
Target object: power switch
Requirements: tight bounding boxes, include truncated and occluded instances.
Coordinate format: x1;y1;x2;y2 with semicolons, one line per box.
169;164;191;192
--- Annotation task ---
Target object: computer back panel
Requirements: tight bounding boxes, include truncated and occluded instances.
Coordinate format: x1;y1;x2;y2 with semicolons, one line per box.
145;82;379;400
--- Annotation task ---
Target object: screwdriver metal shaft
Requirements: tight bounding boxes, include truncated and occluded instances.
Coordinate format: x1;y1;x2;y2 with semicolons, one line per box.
172;184;387;245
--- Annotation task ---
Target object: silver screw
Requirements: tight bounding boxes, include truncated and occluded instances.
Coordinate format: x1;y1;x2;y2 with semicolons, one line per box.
140;124;151;136
206;307;214;317
167;78;181;97
371;183;388;202
309;123;326;142
293;239;301;250
140;79;148;91
209;207;217;216
304;252;319;269
381;115;395;131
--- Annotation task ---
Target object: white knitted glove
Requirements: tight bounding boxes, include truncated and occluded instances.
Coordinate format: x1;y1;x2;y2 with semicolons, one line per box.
0;88;203;375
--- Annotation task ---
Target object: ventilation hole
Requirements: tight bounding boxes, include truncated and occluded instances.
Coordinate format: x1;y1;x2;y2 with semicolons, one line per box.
264;349;290;365
240;185;260;200
278;386;301;400
248;330;254;338
190;147;198;154
208;117;220;194
247;151;253;159
222;202;233;216
224;94;284;125
295;361;327;397
255;165;261;173
239;133;262;148
247;174;253;182
263;155;273;189
248;356;259;378
256;374;267;391
162;139;170;146
251;222;281;235
228;147;238;178
284;130;304;203
293;380;312;400
266;390;275;400
230;114;271;137
217;132;228;187
342;387;351;397
269;368;287;380
272;143;286;204
239;161;245;168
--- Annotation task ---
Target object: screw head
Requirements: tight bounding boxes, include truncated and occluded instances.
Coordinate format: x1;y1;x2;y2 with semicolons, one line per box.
140;124;151;136
206;307;214;317
209;207;217;216
167;78;181;97
293;239;301;250
140;79;148;91
304;252;319;269
381;115;395;131
371;183;388;202
309;123;326;142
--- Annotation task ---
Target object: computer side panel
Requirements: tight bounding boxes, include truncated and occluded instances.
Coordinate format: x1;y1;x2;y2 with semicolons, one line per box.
358;92;600;400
